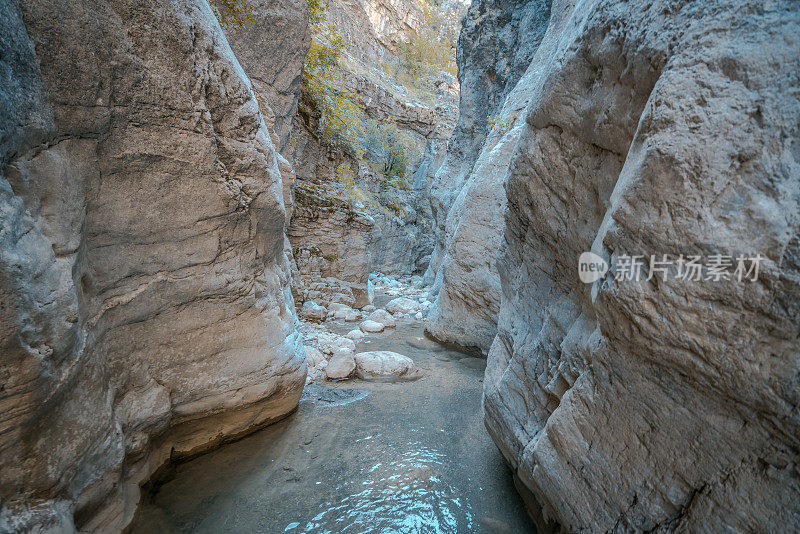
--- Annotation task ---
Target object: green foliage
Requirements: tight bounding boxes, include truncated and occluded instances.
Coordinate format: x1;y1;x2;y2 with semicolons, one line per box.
304;0;364;158
210;0;255;32
300;0;446;225
400;2;456;77
362;119;416;180
375;1;464;105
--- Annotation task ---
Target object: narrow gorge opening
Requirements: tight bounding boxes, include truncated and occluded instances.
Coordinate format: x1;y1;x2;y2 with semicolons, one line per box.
1;0;798;532
128;0;542;530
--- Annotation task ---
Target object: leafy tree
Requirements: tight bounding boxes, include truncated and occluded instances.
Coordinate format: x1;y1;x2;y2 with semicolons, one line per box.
304;0;364;157
362;119;415;180
400;1;462;78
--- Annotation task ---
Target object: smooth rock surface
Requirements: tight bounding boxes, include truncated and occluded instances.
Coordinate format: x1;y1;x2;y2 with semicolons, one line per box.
423;0;552;354
325;348;356;380
366;309;396;328
360;320;385;333
354;351;419;380
385;297;420;316
346;329;367;340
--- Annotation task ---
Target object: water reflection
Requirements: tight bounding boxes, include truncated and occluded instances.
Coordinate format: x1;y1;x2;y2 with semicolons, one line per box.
285;440;475;534
129;311;534;534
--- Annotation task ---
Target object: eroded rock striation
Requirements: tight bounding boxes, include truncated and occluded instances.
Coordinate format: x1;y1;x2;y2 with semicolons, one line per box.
424;0;552;354
225;0;310;158
225;0;311;228
482;0;800;530
0;0;305;530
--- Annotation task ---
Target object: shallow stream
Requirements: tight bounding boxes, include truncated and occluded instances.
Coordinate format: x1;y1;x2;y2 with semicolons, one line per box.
130;307;535;533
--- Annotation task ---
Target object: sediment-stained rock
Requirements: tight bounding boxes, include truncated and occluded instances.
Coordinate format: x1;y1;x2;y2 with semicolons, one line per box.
354;351;419;380
483;0;800;530
0;0;305;530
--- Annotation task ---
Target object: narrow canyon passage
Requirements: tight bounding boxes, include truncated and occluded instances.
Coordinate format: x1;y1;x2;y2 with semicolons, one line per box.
129;292;534;533
3;0;798;530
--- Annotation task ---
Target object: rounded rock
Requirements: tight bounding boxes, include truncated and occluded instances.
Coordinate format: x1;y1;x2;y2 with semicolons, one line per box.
367;309;395;327
360;320;385;333
325;348;356;380
354;351;420;380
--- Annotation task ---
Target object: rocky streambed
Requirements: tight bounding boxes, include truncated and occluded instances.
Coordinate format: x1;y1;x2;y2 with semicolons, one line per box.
129;281;534;533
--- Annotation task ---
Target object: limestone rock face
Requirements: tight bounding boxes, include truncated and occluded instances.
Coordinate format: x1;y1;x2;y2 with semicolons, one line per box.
224;0;311;245
225;0;310;157
482;0;800;531
424;0;552;354
288;197;379;308
288;0;460;305
0;0;305;530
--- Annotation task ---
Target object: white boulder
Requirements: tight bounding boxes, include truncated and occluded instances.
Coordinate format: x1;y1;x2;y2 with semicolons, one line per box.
305;346;325;367
333;309;350;320
325;348;355;380
360;320;385;333
386;297;419;315
346;329;366;340
367;309;395;327
327;302;351;313
354;351;419;379
299;301;327;322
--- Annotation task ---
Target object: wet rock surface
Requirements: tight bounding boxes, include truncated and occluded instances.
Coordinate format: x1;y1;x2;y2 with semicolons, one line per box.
300;383;369;407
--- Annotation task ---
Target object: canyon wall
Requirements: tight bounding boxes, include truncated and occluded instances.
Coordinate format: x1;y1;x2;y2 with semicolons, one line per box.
288;0;460;309
0;0;305;530
225;0;311;227
225;0;310;159
424;0;551;354
480;0;800;530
